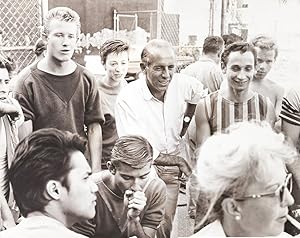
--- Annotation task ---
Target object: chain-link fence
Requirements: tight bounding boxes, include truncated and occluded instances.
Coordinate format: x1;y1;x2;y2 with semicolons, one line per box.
0;0;43;72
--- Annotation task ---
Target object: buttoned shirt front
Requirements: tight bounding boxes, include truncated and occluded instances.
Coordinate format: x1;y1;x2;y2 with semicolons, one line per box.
115;73;203;155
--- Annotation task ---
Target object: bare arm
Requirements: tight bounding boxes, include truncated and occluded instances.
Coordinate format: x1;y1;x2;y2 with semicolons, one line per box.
128;218;155;238
153;153;192;177
282;120;300;188
18;119;33;141
195;101;211;148
275;85;284;120
87;122;102;173
266;99;276;129
0;192;15;230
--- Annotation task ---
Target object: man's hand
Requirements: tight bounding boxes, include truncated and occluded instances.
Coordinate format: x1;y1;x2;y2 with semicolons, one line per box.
0;98;20;119
124;190;147;220
178;158;192;177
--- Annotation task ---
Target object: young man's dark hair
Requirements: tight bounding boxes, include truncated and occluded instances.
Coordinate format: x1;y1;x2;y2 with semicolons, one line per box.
222;33;243;48
100;39;129;65
0;55;15;76
8;128;87;217
221;41;257;69
202;36;224;55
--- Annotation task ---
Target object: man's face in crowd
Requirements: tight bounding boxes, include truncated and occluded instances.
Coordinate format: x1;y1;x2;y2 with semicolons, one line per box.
111;162;152;195
0;67;10;100
105;51;129;83
254;47;276;80
224;50;255;92
60;151;98;223
145;47;176;95
46;19;78;63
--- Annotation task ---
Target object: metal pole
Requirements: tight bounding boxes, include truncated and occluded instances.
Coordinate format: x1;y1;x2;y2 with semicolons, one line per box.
156;0;162;39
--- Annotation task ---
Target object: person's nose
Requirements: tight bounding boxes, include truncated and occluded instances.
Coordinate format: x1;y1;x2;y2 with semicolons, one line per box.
258;62;266;70
162;67;171;79
131;179;142;192
237;70;247;80
62;36;71;46
90;179;98;193
282;188;294;207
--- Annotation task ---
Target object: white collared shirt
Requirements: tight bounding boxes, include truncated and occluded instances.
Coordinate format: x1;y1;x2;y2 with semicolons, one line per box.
1;215;87;238
115;73;204;156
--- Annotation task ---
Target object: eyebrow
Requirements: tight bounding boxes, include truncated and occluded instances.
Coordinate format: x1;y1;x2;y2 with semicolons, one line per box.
120;171;151;178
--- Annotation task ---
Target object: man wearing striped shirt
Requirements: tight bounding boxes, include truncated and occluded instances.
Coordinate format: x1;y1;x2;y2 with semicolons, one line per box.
195;41;275;144
193;42;276;229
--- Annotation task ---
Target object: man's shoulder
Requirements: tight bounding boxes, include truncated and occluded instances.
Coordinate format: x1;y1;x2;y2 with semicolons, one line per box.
146;176;167;196
117;79;143;99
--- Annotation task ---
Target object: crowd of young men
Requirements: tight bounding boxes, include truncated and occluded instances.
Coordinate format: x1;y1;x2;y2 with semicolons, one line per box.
1;5;300;238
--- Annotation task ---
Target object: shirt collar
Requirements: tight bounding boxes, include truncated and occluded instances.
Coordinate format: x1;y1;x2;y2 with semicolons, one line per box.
140;74;155;101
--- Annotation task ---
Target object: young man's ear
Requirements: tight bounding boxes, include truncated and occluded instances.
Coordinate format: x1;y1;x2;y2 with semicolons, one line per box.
107;161;116;175
45;180;61;200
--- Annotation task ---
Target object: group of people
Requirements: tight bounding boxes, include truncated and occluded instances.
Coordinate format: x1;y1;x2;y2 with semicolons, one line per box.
0;5;300;238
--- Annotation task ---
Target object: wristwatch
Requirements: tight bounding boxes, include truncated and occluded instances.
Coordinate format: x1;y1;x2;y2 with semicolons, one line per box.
183;116;191;123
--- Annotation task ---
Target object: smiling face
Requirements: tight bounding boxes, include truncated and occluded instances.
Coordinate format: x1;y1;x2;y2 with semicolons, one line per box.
46;19;77;63
254;47;276;80
60;151;98;223
0;67;10;100
224;51;255;93
105;51;129;83
144;46;176;99
111;162;152;195
235;159;294;236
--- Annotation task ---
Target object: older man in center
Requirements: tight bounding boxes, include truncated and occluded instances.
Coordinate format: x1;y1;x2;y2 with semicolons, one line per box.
115;39;204;237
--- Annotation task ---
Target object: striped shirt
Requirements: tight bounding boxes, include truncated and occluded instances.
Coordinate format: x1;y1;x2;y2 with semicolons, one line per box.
204;91;269;134
280;91;300;126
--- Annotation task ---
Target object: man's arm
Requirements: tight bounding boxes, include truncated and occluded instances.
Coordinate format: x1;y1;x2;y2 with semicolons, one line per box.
87;122;102;173
282;120;300;188
18;119;33;140
266;99;276;129
153;153;192;177
180;103;197;137
195;100;211;148
126;190;152;238
0;192;15;230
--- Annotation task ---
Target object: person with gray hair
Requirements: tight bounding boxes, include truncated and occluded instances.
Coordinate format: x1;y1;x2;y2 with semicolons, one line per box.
14;7;104;172
191;121;296;237
72;135;166;238
115;39;204;237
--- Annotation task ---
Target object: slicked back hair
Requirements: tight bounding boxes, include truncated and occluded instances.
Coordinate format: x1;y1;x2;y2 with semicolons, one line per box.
43;7;81;37
111;135;153;169
8;128;87;217
100;39;129;65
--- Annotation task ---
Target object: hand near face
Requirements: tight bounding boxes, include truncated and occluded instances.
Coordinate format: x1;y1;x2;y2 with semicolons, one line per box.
124;190;147;220
0;97;20;119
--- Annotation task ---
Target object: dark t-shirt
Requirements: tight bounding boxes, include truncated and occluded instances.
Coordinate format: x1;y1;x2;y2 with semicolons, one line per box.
14;63;104;138
72;171;166;238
